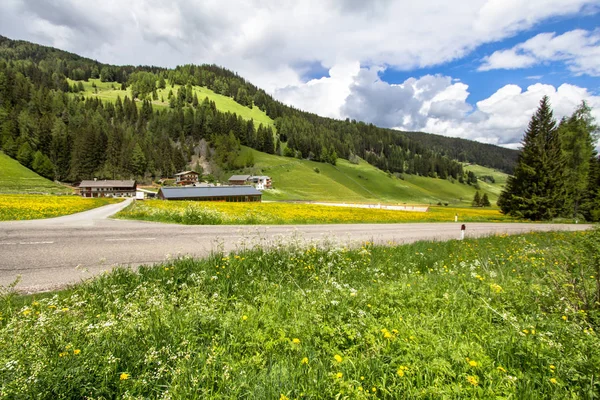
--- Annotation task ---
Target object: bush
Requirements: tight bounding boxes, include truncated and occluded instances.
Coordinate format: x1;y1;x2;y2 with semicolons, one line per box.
313;167;320;173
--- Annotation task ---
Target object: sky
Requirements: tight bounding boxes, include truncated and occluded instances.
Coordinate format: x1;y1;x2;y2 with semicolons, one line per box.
1;0;599;149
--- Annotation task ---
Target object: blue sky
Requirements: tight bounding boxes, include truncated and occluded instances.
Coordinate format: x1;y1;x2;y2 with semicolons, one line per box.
1;0;599;148
377;13;600;104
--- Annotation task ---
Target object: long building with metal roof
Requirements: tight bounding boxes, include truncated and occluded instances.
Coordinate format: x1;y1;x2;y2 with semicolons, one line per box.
157;186;262;202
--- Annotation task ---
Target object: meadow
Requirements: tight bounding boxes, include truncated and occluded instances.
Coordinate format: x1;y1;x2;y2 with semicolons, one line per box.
0;195;121;221
237;148;506;206
115;200;516;225
1;230;598;398
0;152;71;195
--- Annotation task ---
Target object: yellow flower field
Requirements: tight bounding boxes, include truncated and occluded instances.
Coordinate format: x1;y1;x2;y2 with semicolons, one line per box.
0;195;121;221
117;200;517;225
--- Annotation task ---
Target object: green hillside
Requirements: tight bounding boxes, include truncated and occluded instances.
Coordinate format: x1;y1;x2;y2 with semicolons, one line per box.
0;152;71;194
69;78;275;129
238;148;507;205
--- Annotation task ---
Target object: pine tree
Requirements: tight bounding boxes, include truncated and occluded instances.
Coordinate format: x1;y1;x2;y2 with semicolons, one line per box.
498;96;565;220
472;191;481;207
131;143;147;177
481;193;491;207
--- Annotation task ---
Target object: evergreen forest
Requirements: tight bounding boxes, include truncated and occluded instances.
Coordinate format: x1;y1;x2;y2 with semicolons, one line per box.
0;35;517;185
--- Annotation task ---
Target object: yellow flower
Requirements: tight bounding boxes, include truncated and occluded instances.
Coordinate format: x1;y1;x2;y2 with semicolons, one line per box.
120;373;130;380
73;349;81;355
32;301;40;306
334;354;343;363
550;365;556;370
22;309;32;316
550;378;557;384
301;357;308;365
58;352;68;357
292;338;300;344
336;372;343;379
280;395;289;400
562;315;568;321
358;387;363;391
523;329;529;334
372;387;377;392
397;366;408;377
242;315;248;321
466;375;479;386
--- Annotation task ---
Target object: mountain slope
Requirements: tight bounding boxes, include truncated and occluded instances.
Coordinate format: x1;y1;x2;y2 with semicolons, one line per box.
240;147;507;205
0;152;71;194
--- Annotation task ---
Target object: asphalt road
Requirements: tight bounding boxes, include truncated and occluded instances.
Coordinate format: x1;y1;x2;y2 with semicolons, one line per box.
0;200;593;293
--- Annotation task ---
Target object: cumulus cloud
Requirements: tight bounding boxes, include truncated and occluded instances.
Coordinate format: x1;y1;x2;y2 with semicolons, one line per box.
480;29;600;76
0;0;597;90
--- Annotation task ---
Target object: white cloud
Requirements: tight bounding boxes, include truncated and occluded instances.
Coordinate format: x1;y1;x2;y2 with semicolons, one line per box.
0;0;596;91
480;29;600;76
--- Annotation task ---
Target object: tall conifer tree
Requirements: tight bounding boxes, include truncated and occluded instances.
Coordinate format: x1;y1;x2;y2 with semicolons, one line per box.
498;96;565;220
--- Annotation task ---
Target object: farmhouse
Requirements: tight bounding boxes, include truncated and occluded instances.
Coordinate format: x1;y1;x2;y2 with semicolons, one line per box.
248;175;272;190
158;186;262;202
78;180;136;198
228;174;272;190
175;171;200;185
228;175;251;185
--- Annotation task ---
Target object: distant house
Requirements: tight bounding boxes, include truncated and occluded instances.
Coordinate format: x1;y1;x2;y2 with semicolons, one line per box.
228;175;251;185
158;186;262;202
175;171;200;185
78;180;136;198
248;175;272;190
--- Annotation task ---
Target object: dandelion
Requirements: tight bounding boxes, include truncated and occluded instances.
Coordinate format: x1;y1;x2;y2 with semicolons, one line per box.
372;387;377;392
469;360;478;367
301;357;308;365
242;315;248;321
73;349;81;355
358;387;363;391
562;315;568;321
336;372;343;379
334;354;343;363
292;338;300;344
466;375;479;386
22;309;31;316
120;373;130;380
550;378;557;384
58;352;68;357
397;366;408;377
280;395;289;400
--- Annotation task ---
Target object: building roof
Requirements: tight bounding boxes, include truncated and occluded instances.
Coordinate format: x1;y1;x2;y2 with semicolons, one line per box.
79;180;136;188
249;175;271;179
174;171;199;176
228;175;251;181
159;186;262;199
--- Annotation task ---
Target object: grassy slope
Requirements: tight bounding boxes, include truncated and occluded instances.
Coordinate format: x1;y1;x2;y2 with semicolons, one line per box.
69;79;275;129
464;163;508;197
0;152;71;194
241;148;506;206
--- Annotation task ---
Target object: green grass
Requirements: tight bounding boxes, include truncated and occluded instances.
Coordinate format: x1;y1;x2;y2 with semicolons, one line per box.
69;79;275;129
2;230;598;398
464;164;509;198
237;148;503;206
0;152;71;194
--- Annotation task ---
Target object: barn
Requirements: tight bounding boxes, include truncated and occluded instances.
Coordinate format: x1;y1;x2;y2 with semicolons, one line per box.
157;186;262;202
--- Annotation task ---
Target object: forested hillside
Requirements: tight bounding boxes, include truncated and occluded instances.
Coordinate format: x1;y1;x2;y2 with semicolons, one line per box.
0;35;517;183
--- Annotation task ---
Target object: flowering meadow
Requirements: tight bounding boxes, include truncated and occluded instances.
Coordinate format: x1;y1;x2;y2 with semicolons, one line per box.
0;195;121;221
1;230;599;398
116;200;516;225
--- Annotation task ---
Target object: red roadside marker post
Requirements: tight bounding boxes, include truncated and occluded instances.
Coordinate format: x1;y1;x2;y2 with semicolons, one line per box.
460;224;466;240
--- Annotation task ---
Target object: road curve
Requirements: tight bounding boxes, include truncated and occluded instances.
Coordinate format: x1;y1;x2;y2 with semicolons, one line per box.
0;202;593;293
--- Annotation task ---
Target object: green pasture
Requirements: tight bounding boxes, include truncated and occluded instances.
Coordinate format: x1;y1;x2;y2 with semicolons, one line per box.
0;152;71;194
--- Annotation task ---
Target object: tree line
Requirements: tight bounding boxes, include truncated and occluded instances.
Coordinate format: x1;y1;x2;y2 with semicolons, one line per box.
498;97;600;221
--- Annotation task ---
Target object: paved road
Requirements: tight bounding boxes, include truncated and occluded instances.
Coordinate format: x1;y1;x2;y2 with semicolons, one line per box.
0;201;593;293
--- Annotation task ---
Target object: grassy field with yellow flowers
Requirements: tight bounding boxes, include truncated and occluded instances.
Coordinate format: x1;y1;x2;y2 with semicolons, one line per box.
0;195;121;221
1;229;599;398
115;200;516;225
